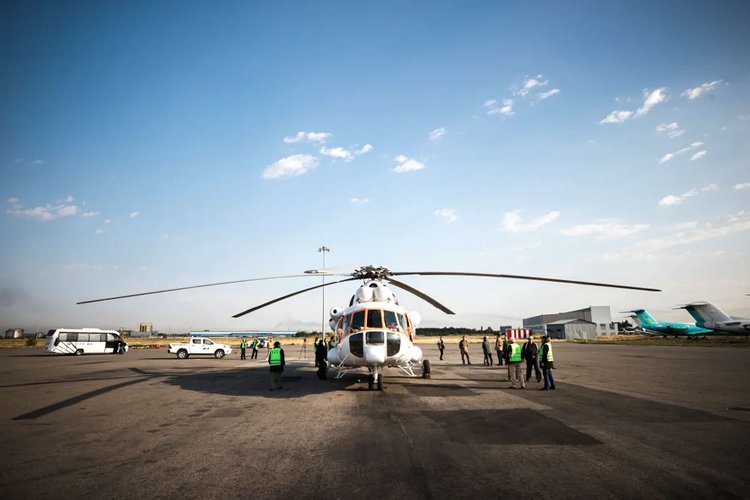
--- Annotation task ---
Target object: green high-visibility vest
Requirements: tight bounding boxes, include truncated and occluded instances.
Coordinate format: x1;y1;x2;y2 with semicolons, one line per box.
543;343;554;362
509;343;522;363
269;347;282;366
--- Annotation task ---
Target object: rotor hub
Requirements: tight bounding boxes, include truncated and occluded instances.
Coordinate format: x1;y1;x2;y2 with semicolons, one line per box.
352;266;392;280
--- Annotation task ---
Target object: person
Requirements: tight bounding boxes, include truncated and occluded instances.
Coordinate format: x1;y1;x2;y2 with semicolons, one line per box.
458;336;471;365
299;338;308;359
482;336;493;366
240;338;247;360
328;335;337;349
265;337;272;361
495;333;504;367
539;335;556;390
521;334;541;383
505;337;525;389
315;339;328;380
268;341;285;390
250;338;259;359
437;336;445;360
313;337;319;367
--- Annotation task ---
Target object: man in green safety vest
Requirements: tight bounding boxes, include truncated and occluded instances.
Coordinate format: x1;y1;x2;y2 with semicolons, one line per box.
505;337;525;389
268;341;285;391
539;335;556;390
240;338;247;360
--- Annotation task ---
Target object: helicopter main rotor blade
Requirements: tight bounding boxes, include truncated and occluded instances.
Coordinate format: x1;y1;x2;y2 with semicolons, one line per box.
386;278;455;315
77;274;314;305
232;277;358;318
389;271;661;293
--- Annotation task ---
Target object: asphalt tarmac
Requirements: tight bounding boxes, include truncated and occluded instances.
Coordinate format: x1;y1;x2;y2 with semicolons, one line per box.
1;342;749;499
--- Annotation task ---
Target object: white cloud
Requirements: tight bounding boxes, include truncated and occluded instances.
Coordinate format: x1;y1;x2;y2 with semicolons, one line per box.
392;155;425;173
502;210;560;233
560;221;649;239
690;150;707;161
95;229;103;235
282;131;332;144
600;87;668;124
658;184;717;206
658;142;705;163
656;122;685;139
6;198;81;221
734;183;750;190
82;211;99;217
320;146;353;161
484;99;497;108
515;75;548;97
350;197;370;204
262;154;318;179
604;212;750;262
537;88;560;101
434;208;457;222
681;80;723;100
599;110;634;124
355;144;373;155
429;128;447;141
635;87;667;117
487;98;514;117
104;219;111;224
129;211;140;219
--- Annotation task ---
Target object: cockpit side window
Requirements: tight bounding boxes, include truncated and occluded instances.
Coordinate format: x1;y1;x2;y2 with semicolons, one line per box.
342;314;350;335
366;309;383;328
351;311;365;331
397;313;407;331
384;310;399;331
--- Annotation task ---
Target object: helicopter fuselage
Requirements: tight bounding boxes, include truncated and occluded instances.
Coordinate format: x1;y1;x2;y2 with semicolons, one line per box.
325;280;424;385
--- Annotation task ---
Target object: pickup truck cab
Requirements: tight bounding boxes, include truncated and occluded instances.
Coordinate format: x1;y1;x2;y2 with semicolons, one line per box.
168;337;232;359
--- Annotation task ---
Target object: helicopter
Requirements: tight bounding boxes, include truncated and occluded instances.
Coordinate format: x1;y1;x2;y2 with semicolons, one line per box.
78;265;660;390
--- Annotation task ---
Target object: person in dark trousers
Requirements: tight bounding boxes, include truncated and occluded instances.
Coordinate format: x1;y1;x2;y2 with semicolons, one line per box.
437;337;445;360
505;337;525;389
482;336;493;366
268;341;285;390
458;336;471;365
250;338;259;359
315;339;328;379
313;336;319;367
240;338;247;360
539;335;555;390
521;334;541;382
495;333;504;367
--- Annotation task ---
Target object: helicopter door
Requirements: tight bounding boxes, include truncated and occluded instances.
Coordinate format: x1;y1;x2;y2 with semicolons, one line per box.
349;333;364;357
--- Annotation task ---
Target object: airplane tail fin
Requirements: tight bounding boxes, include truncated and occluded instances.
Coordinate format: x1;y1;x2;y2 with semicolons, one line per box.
679;302;732;323
630;309;658;326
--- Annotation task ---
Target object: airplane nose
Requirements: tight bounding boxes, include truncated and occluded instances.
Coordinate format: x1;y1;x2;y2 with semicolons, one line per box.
364;345;386;364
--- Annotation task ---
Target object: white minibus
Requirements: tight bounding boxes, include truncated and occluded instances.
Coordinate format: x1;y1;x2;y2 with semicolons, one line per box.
45;328;128;355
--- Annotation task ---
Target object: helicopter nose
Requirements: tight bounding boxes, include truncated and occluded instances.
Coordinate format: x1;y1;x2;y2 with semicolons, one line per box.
364;344;386;364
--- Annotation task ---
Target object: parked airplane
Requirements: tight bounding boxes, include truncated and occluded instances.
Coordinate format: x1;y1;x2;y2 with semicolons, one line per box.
627;309;717;337
677;302;750;335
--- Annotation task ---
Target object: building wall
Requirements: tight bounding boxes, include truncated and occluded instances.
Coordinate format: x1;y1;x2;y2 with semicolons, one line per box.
523;306;613;336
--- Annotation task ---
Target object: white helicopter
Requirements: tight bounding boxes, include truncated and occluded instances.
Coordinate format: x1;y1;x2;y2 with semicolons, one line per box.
79;265;660;390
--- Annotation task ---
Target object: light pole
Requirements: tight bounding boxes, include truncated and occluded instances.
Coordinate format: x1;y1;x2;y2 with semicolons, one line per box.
318;245;330;337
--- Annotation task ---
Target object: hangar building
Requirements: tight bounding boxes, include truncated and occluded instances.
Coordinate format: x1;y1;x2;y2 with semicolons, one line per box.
546;319;597;339
523;306;614;336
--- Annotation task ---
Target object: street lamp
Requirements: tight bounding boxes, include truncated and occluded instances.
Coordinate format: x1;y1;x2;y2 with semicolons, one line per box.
318;245;330;337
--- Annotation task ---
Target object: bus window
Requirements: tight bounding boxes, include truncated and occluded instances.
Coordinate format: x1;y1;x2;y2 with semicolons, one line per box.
366;310;383;328
61;332;78;342
351;311;365;331
384;310;399;330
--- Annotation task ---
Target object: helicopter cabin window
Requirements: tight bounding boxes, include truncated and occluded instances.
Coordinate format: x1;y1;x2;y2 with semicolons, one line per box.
384;310;400;331
349;332;364;357
366;310;383;328
366;331;384;345
387;332;401;356
350;311;365;332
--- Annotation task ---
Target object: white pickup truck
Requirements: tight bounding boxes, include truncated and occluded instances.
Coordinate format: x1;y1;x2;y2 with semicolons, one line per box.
168;337;232;359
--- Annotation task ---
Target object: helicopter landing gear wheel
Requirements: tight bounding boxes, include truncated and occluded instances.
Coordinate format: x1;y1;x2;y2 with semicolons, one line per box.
422;359;431;379
376;376;383;391
367;374;375;391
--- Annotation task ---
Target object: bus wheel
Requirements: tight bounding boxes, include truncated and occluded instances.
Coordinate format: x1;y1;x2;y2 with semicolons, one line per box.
177;349;188;359
75;349;84;356
214;350;225;359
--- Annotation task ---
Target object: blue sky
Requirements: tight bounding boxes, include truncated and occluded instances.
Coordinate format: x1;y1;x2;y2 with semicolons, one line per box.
2;1;749;333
